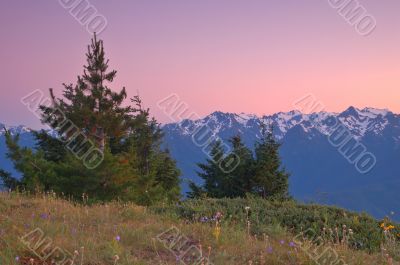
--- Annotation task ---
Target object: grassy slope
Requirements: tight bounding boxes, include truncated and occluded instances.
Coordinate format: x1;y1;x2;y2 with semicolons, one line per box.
0;192;396;265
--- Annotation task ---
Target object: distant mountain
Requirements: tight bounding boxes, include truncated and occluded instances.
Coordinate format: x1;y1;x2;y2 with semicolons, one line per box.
1;107;399;220
162;107;400;220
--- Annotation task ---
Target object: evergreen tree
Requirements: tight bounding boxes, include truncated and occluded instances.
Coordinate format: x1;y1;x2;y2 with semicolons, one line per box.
2;131;56;191
2;34;181;204
189;140;226;198
121;96;181;204
226;135;254;197
253;125;290;199
40;33;132;153
190;136;254;198
190;127;290;200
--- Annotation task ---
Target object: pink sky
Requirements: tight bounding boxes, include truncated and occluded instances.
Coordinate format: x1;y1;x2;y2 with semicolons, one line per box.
1;0;400;128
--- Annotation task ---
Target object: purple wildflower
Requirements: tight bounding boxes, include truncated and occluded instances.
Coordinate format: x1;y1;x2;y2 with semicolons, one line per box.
40;213;48;219
266;246;273;253
199;216;209;223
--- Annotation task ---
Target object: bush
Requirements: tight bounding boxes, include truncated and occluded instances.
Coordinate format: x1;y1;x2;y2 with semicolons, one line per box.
152;196;398;252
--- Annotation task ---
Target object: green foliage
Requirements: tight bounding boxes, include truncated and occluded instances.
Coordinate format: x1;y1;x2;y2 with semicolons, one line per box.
188;140;227;198
1;34;181;205
190;125;290;200
33;130;67;162
253;125;289;199
0;169;20;190
153;197;389;252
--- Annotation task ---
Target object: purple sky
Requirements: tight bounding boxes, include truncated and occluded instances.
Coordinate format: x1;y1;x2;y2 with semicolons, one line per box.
1;0;400;128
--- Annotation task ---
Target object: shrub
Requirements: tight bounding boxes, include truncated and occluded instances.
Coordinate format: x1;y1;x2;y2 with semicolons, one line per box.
152;196;398;252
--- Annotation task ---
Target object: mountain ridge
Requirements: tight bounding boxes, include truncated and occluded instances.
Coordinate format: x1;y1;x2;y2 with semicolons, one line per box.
162;106;396;141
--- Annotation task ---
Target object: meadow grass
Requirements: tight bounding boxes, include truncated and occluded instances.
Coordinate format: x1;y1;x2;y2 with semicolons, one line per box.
0;192;398;265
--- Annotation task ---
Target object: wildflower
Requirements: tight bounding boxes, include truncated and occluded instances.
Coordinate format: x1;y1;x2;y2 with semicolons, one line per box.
382;224;395;231
266;246;273;253
214;211;223;221
289;241;296;247
15;256;20;262
115;235;121;241
199;216;209;223
40;213;48;219
385;225;395;231
213;225;221;241
280;240;285;245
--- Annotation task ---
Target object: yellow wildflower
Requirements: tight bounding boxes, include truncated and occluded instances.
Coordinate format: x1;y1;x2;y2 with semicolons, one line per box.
213;225;221;241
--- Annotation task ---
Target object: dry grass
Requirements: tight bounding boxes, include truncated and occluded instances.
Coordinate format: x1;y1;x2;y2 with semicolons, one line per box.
0;192;396;265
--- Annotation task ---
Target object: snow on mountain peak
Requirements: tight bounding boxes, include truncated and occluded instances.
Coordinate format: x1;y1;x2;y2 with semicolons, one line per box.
360;107;389;117
1;107;394;140
164;107;394;140
0;124;32;136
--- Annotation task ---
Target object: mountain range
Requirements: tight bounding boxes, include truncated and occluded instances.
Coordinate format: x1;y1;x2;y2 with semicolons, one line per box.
162;106;400;220
1;106;399;220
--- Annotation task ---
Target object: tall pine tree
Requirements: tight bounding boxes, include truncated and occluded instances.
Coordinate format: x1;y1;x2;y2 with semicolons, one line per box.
2;34;181;204
223;135;254;197
253;125;290;199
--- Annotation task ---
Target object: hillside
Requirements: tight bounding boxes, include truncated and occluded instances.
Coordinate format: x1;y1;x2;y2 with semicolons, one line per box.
1;192;399;264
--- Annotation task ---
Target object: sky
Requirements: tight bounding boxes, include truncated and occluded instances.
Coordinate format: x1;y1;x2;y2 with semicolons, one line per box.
1;0;400;128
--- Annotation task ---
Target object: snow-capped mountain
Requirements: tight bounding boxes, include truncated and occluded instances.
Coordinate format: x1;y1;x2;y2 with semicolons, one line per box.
164;106;395;141
0;123;32;136
162;106;400;220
